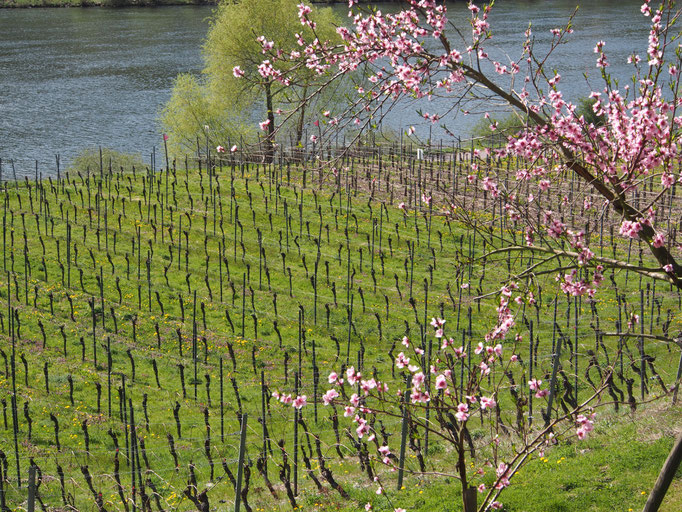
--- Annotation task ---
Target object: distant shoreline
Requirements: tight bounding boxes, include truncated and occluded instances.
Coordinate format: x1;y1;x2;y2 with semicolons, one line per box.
0;0;217;7
0;0;353;7
0;0;366;7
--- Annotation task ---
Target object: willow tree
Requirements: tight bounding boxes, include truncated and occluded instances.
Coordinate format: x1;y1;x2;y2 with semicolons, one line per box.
161;0;341;160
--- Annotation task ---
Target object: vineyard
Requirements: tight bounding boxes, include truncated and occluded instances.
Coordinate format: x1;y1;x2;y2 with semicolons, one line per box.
0;139;681;511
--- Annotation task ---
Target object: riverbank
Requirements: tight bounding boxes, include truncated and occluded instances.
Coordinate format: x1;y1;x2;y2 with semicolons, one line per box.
1;0;348;7
0;0;216;7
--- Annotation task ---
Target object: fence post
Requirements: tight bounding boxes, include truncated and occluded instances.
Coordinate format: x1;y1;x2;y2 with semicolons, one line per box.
27;465;36;512
234;413;248;512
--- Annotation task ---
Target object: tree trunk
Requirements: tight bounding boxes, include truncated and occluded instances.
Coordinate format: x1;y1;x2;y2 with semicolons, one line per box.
264;81;275;164
463;486;477;512
295;85;308;147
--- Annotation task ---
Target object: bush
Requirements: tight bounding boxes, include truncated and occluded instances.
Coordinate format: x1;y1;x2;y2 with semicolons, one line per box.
470;111;535;140
68;147;145;174
576;96;606;127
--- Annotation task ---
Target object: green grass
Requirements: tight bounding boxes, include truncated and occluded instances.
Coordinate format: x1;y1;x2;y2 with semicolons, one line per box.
0;148;680;511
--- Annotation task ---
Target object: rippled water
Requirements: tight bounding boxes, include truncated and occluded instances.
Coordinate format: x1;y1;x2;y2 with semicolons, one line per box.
0;1;653;176
0;6;212;175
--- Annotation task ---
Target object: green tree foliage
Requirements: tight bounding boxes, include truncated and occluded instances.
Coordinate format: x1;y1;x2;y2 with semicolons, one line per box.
161;73;250;157
160;0;341;158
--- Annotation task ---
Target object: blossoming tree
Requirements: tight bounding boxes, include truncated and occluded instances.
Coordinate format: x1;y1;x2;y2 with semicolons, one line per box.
240;1;682;510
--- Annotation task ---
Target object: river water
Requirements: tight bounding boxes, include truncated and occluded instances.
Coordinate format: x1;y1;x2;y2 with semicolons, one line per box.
0;1;653;176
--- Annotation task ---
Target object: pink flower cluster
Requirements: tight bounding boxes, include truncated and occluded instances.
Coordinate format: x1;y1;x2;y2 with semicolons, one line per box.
576;413;596;440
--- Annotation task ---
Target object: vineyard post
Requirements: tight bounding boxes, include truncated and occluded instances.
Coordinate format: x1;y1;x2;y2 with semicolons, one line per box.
371;217;375;275
220;356;225;443
9;282;20;488
544;336;563;427
234;412;248;512
345;294;354;366
294;370;299;496
27;465;35;512
423;278;430;456
241;273;246;338
529;320;534;427
219;242;223;302
397;375;411;490
129;399;137;512
312;339;318;424
107;338;112;417
100;267;106;331
258;229;263;290
672;350;682;405
640;288;646;400
0;453;5;511
90;298;97;369
193;290;198;401
261;370;268;474
574;298;579;401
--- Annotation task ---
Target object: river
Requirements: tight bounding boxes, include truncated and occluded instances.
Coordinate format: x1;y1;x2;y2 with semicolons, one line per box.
0;1;652;176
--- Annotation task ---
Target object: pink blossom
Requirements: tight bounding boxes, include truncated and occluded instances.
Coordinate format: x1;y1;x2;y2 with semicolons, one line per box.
528;378;542;391
395;352;410;369
455;402;469;422
322;389;339;405
653;233;666;248
292;395;307;409
480;396;496;410
661;173;675;188
347;366;361;385
232;66;244;78
576;413;595;440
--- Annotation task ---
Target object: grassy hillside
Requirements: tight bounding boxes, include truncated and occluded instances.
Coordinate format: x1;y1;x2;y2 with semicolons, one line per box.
0;143;680;511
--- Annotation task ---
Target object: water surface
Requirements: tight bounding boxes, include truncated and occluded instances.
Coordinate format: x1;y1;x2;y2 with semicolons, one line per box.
0;1;654;175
